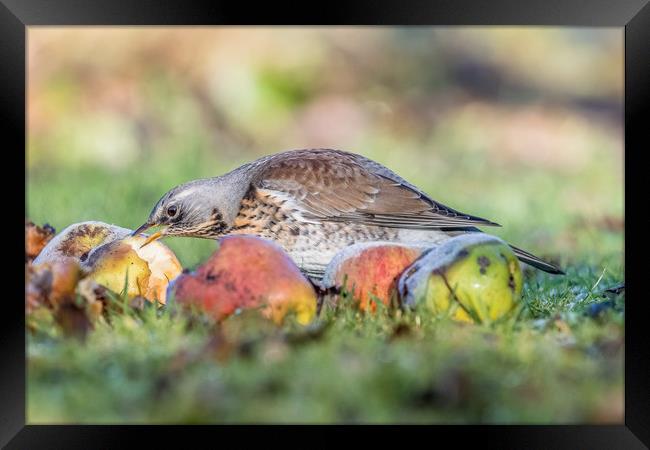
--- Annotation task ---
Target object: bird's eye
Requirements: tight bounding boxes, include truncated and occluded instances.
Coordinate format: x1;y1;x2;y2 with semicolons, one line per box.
167;205;178;217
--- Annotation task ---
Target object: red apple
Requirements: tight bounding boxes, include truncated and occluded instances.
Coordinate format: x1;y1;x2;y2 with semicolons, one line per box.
170;235;317;325
321;242;428;311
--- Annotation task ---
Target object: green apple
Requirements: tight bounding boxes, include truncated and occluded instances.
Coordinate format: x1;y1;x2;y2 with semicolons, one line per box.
398;234;523;323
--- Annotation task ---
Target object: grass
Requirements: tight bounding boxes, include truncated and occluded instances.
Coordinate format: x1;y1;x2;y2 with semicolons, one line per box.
26;273;623;423
26;141;624;423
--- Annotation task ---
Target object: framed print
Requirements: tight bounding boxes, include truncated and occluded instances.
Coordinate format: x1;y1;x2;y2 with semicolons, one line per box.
3;0;649;447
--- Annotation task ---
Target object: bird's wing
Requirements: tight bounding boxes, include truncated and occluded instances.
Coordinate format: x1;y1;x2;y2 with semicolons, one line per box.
250;149;500;229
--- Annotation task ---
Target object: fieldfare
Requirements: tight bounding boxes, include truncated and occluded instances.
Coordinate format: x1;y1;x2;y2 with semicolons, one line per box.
133;149;563;279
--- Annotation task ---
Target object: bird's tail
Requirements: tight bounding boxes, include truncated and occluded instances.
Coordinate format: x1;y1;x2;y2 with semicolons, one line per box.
510;244;564;275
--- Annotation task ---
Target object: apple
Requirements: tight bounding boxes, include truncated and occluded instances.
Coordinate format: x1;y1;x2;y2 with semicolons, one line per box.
25;219;55;262
33;221;132;265
33;221;182;304
82;235;182;304
169;235;317;325
81;239;152;300
397;234;523;323
26;259;83;311
320;242;429;311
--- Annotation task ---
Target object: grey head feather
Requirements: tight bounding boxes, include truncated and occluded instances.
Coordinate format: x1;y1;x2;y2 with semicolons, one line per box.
152;169;254;229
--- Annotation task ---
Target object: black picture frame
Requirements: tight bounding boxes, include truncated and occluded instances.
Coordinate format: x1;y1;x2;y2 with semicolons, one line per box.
4;0;649;447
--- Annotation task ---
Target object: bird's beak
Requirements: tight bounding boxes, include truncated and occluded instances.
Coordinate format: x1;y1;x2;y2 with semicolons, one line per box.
131;222;153;237
131;222;168;248
139;230;166;248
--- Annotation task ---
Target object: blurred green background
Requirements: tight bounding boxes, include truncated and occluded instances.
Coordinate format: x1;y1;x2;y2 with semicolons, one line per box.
26;27;624;424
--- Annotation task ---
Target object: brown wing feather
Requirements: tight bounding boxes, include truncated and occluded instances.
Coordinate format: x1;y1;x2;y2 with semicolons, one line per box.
251;149;499;229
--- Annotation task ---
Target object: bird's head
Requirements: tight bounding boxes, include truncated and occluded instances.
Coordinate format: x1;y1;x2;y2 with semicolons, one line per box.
132;178;236;247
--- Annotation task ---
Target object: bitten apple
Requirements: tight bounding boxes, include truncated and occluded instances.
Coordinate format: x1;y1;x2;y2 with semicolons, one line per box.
82;235;182;304
34;221;182;304
33;221;132;265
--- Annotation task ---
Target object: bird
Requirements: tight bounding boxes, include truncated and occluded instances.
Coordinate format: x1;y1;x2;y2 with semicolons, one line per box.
132;148;564;279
